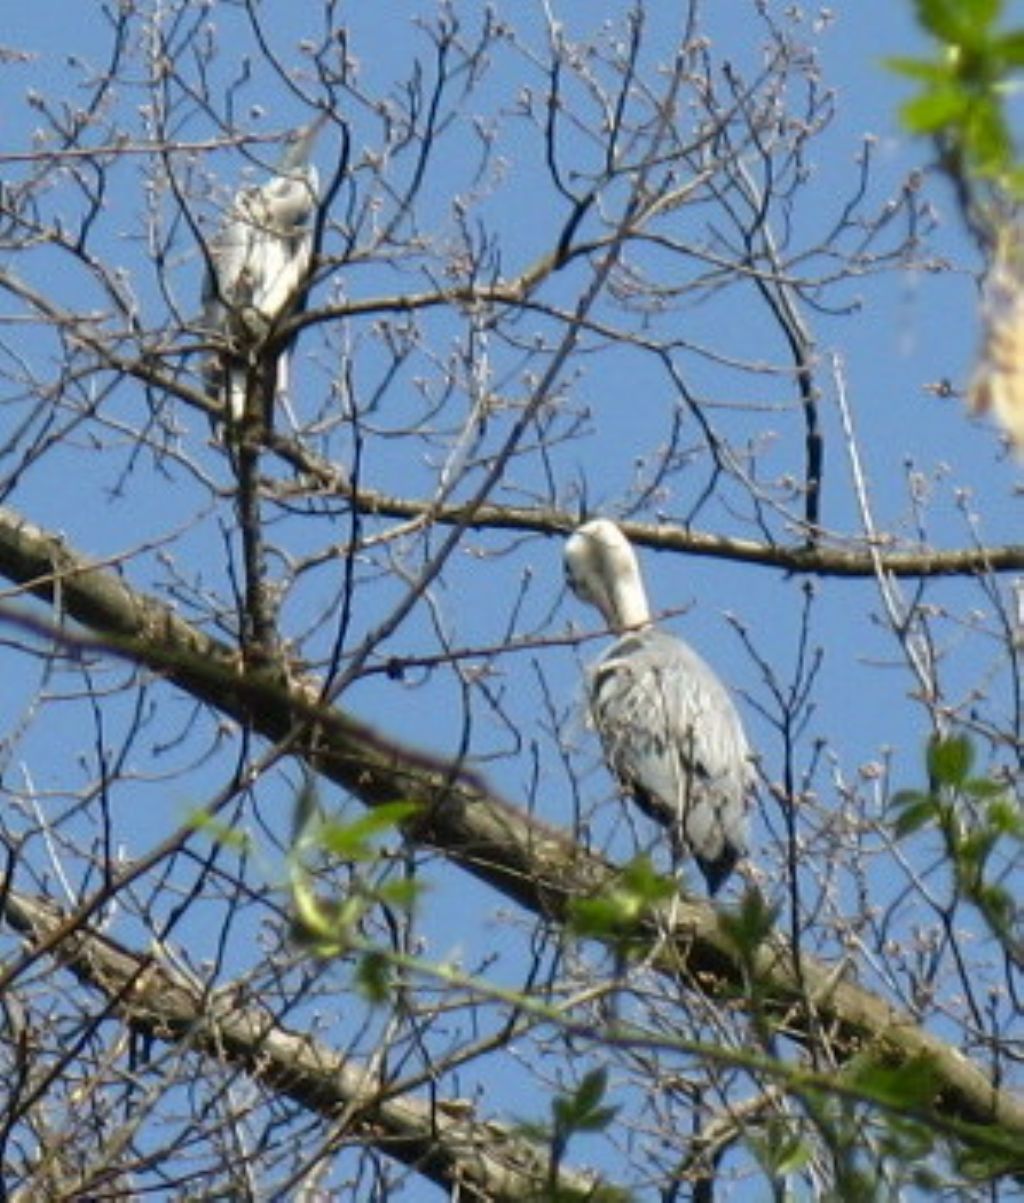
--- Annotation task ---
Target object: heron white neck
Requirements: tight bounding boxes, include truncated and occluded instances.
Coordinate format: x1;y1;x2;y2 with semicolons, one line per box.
602;563;652;631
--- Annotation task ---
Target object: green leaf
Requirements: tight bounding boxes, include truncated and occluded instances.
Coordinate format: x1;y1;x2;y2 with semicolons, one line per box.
573;1067;609;1117
892;800;937;840
566;1105;619;1134
356;950;392;1003
878;1116;937;1162
963;97;1013;172
754;1118;812;1178
846;1054;940;1109
318;801;420;859
963;776;1007;801
957;827;996;870
891;794;939;839
985;795;1024;835
1002;163;1024;199
290;774;320;845
552;1068;619;1136
567;857;673;940
992;28;1024;67
900;86;969;135
954;1128;1024;1180
972;881;1013;923
927;734;974;787
773;1137;814;1176
377;877;425;909
288;872;367;957
568;894;639;939
915;0;1000;45
186;809;251;851
717;887;779;959
618;855;677;904
889;788;929;810
883;55;955;82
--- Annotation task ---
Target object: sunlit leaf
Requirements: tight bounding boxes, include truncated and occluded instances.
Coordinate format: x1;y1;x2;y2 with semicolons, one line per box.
186;809;251;850
984;795;1024;834
957;828;996;869
618;856;676;905
899;86;970;134
963;776;1008;801
914;0;1000;45
927;734;974;787
567;857;673;940
883;55;955;81
318;801;420;858
773;1138;813;1176
963;98;1013;172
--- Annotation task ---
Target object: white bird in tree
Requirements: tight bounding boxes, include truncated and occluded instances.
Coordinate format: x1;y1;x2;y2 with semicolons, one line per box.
564;519;753;894
201;114;326;427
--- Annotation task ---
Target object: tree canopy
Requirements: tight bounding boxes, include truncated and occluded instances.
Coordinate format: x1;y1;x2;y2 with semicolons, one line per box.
0;2;1021;1198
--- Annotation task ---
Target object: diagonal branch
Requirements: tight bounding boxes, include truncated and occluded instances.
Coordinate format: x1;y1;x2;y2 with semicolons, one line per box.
1;889;607;1202
0;504;1021;1145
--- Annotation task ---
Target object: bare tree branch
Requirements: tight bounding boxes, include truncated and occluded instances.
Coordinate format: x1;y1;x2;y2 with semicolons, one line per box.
1;888;609;1202
0;503;1020;1147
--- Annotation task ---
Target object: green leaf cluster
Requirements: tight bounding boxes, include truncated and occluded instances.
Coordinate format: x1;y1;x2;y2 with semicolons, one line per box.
567;856;674;939
551;1067;620;1141
518;1068;627;1202
287;786;424;984
887;0;1024;195
890;733;1022;958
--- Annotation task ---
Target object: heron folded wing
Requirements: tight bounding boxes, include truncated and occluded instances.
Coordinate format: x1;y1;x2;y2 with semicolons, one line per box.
198;124;322;426
588;626;750;877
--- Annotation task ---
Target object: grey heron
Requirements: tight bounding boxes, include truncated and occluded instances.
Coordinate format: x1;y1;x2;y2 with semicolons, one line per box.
564;519;752;893
201;114;326;427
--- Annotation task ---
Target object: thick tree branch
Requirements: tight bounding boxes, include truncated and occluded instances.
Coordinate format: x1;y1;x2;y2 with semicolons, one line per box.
0;504;1021;1147
1;890;607;1202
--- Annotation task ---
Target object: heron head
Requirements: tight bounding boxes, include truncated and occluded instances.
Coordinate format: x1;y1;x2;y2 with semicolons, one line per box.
277;111;328;177
564;519;650;630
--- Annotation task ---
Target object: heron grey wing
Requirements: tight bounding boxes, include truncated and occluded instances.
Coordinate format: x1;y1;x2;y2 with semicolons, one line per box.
199;203;260;418
202;200;260;327
660;636;751;786
650;631;751;865
589;628;751;868
240;168;317;322
249;225;313;322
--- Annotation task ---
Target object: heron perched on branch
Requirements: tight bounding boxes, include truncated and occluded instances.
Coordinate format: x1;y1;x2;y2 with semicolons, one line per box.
564;519;753;894
201;114;326;428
